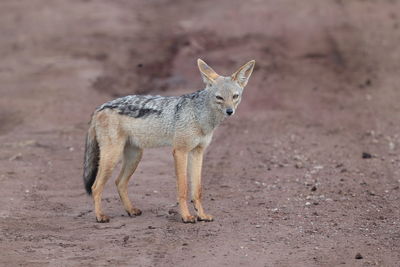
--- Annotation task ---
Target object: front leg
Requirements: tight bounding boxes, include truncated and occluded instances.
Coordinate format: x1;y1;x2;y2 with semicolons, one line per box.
173;149;196;223
189;147;213;222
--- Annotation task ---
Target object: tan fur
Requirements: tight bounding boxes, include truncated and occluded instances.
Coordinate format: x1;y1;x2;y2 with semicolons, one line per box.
189;146;213;221
115;145;143;216
173;149;196;223
84;59;255;223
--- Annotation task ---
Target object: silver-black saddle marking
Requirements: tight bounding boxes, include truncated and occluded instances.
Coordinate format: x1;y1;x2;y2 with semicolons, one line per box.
98;90;204;119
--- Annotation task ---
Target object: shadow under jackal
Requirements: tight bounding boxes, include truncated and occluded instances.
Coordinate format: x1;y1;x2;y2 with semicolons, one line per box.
83;59;255;223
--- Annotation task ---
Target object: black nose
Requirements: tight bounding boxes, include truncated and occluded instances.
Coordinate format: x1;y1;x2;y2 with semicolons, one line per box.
226;108;233;116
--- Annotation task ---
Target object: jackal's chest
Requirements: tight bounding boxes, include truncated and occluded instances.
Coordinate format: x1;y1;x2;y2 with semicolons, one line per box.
172;125;214;150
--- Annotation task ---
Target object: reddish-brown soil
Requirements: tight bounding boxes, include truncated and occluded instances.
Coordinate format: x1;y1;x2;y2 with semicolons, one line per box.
1;1;400;266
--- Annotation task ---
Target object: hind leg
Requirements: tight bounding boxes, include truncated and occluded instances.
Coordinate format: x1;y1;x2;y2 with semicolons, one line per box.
92;143;123;223
115;144;143;217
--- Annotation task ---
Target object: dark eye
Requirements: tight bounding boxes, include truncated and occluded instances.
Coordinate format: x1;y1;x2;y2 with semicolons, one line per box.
216;95;224;100
233;94;239;99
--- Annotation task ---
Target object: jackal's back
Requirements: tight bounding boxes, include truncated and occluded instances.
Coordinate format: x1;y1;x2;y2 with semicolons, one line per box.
94;90;208;148
98;91;205;119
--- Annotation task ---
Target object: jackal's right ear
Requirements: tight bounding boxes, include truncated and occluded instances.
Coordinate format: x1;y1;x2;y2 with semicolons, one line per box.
197;59;219;86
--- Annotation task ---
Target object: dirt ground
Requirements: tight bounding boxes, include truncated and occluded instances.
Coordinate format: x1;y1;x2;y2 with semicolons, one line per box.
1;0;400;266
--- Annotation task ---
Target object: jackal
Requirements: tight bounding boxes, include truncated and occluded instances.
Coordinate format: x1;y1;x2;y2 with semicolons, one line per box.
83;59;255;223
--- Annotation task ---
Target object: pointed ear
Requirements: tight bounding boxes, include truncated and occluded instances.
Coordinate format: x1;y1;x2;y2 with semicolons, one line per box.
197;59;220;85
231;60;256;87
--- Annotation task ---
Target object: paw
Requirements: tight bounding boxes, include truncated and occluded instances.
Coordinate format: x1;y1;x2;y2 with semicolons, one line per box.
127;208;142;217
197;214;214;222
181;215;196;223
96;214;110;223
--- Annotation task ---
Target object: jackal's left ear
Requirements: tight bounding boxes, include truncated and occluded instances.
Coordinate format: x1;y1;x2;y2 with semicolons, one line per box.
231;60;256;87
197;59;220;85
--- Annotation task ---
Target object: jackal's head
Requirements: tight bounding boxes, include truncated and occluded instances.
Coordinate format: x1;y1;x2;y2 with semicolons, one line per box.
197;59;255;117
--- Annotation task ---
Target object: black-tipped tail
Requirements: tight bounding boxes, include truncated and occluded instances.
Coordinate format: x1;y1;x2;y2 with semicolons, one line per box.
83;125;99;195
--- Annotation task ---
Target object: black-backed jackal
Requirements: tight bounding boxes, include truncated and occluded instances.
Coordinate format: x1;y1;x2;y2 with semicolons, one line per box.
83;59;255;223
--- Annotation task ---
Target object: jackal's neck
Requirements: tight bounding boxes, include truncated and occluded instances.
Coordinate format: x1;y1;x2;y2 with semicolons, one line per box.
191;89;225;134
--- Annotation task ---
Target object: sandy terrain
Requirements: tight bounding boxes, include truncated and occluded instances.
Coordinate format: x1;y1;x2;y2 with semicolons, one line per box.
0;0;399;266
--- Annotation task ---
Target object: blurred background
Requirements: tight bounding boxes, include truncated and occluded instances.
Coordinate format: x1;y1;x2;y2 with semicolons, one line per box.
1;0;400;266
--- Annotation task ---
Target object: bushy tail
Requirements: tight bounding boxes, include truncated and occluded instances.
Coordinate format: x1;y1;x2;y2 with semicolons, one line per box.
83;123;100;195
